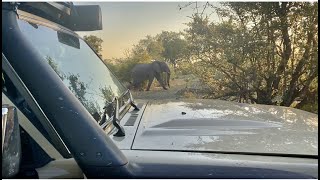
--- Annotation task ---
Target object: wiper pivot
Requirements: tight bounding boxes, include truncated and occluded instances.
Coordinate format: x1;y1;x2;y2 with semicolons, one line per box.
129;90;139;111
130;101;139;111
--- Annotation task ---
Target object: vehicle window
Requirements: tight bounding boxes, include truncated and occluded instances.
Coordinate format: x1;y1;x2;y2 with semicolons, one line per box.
2;72;54;177
2;72;52;146
17;19;127;123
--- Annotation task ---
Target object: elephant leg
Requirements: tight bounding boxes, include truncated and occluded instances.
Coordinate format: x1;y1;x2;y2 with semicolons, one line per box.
166;73;170;88
132;78;139;90
154;73;167;90
133;77;144;91
146;76;154;91
163;73;170;88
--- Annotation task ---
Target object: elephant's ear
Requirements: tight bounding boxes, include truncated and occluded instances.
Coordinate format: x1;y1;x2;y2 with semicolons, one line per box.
152;61;162;74
158;61;170;73
164;62;171;73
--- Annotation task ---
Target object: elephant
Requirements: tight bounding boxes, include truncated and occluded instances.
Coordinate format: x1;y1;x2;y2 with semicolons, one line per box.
130;60;170;91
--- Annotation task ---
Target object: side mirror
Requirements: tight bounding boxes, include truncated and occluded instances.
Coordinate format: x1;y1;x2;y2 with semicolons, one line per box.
66;5;103;31
2;105;21;178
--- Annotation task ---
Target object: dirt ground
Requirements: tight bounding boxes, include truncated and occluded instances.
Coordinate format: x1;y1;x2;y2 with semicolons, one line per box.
131;74;208;100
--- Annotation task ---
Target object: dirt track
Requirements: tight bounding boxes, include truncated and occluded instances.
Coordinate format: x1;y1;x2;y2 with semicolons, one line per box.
131;77;187;100
131;75;208;100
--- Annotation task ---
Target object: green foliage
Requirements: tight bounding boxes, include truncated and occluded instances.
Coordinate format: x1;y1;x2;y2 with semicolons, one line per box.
176;61;193;75
300;103;318;114
100;86;115;103
46;56;66;80
99;2;318;113
104;50;152;85
132;35;163;60
181;2;318;113
157;31;188;67
67;74;87;103
107;30;189;87
83;35;103;58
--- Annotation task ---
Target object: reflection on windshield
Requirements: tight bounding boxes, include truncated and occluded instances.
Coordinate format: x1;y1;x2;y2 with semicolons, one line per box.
18;19;127;124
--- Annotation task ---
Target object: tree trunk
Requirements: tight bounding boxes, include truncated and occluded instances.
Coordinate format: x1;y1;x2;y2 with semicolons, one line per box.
272;2;292;91
256;89;274;105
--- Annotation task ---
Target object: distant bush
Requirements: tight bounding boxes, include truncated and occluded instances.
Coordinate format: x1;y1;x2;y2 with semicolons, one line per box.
300;103;318;114
176;62;193;76
103;51;152;90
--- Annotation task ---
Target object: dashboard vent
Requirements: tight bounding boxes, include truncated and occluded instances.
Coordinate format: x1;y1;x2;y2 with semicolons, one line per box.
124;114;138;126
124;103;143;126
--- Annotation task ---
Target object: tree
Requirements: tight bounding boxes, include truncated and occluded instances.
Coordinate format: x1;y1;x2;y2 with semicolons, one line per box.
184;2;318;111
132;35;163;60
130;32;188;68
157;31;188;69
83;35;103;58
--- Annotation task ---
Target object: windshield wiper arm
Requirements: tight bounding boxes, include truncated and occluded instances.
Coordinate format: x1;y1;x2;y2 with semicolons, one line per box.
118;89;139;111
128;90;139;111
99;97;125;137
99;90;139;137
112;97;125;137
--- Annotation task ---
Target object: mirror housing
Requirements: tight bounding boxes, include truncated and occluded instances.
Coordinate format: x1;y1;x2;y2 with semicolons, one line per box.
2;105;21;178
66;5;103;31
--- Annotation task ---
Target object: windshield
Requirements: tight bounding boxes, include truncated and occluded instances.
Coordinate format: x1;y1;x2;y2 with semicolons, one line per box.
17;18;127;123
14;2;317;157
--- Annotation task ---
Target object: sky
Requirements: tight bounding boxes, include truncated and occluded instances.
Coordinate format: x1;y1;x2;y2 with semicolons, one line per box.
76;2;217;60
